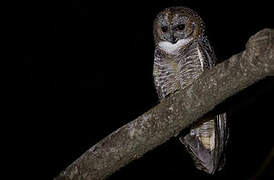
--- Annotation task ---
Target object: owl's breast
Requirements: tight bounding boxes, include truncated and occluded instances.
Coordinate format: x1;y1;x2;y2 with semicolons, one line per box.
176;47;204;89
153;44;205;98
159;58;182;96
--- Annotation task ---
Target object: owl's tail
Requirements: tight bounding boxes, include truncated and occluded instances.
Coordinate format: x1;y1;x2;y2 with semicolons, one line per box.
179;113;228;174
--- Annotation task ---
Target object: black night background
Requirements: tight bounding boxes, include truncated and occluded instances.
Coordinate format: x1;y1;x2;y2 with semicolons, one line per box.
18;0;274;179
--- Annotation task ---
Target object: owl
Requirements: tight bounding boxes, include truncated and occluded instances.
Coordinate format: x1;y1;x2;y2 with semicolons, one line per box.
153;7;228;174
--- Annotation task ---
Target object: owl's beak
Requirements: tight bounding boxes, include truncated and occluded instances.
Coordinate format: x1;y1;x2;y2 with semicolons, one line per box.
170;35;177;44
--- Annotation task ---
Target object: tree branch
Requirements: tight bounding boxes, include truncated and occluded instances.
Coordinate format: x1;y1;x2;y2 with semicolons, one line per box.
54;29;274;180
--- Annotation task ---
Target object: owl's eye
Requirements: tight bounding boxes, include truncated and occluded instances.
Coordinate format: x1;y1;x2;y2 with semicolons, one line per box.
161;26;168;32
177;24;185;30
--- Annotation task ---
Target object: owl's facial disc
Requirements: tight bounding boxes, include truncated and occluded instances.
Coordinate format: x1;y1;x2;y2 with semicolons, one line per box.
159;23;188;44
156;13;194;45
153;7;202;45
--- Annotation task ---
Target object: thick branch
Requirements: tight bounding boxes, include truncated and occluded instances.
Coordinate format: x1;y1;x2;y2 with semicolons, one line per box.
54;29;274;180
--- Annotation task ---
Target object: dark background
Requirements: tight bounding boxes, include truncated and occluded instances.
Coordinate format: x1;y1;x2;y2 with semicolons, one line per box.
18;0;274;179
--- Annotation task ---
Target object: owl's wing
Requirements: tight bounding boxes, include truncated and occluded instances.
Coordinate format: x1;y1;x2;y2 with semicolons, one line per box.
215;112;229;171
153;63;164;100
197;36;217;70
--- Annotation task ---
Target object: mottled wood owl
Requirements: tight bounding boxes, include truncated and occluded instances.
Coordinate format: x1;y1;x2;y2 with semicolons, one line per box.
153;7;228;174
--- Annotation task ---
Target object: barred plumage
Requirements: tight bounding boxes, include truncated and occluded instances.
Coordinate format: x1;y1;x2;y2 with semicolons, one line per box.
153;7;228;174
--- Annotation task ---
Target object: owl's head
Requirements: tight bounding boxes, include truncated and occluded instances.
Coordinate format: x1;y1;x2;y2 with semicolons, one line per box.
153;7;205;52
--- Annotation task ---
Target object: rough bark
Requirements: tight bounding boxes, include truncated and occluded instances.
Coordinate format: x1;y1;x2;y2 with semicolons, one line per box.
54;29;274;180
